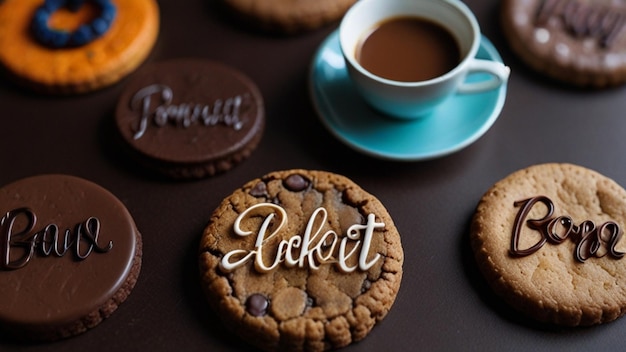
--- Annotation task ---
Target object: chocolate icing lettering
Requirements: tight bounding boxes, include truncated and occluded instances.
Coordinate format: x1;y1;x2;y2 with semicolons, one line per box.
0;208;113;270
220;203;383;273
130;84;247;139
510;196;624;262
536;0;626;48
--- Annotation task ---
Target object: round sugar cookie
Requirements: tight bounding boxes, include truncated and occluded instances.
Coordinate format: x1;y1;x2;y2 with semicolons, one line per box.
198;170;404;351
471;163;626;326
115;59;265;179
219;0;357;33
0;174;142;341
0;0;159;94
501;0;626;87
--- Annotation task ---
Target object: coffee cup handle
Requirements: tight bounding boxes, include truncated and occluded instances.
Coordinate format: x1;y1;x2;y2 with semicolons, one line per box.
457;59;510;94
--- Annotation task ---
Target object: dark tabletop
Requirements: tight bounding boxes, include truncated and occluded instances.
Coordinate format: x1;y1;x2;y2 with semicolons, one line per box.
3;0;626;351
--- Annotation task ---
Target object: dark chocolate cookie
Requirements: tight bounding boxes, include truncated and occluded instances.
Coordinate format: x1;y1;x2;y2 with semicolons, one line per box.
115;59;265;179
0;174;142;341
198;170;404;351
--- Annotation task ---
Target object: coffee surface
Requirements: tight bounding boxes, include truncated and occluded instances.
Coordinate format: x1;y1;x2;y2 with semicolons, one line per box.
356;16;461;82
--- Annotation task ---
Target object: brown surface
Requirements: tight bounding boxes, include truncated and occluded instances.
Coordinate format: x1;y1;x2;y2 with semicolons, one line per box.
3;0;626;351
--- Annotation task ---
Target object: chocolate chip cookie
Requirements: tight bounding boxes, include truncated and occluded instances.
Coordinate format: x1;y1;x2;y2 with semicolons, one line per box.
198;170;403;351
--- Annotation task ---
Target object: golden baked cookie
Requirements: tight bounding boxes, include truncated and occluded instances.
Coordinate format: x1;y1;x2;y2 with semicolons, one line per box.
220;0;357;34
198;170;404;351
471;163;626;326
0;0;159;94
501;0;626;87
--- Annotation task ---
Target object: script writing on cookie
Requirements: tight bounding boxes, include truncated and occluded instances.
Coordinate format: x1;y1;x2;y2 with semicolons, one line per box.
510;196;624;262
0;207;113;270
219;203;383;273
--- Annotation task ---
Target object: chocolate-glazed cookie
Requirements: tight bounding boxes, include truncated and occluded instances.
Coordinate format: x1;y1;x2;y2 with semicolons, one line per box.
115;59;265;179
198;170;404;351
0;175;142;341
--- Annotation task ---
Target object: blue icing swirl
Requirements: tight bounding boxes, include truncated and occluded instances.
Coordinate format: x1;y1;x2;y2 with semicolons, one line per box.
31;0;117;48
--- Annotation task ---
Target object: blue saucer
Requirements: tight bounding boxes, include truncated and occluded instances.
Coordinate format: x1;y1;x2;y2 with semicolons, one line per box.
309;30;508;161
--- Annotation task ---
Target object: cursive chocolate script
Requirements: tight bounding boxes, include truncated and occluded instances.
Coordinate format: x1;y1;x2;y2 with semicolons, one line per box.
129;84;247;140
220;203;384;273
536;0;626;48
510;196;625;262
0;207;113;270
